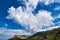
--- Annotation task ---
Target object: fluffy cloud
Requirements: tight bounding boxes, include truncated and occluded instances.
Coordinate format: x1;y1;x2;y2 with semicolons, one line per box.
6;0;54;33
1;0;60;40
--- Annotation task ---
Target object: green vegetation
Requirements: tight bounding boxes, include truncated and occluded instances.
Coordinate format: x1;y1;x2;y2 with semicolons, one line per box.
8;27;60;40
28;27;60;40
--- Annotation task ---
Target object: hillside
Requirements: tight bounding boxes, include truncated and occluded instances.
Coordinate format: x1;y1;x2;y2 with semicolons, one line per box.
8;27;60;40
8;35;29;40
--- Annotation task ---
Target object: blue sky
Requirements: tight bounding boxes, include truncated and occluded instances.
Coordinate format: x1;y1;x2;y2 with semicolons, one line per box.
0;0;24;29
0;0;60;40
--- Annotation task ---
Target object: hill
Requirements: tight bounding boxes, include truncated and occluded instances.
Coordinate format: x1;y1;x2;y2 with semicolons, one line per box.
8;35;29;40
8;27;60;40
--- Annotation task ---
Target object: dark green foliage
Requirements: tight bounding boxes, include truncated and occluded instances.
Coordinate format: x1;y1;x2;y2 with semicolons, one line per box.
28;27;60;40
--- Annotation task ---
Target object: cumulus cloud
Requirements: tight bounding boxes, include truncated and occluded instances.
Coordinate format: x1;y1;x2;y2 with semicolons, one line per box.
0;28;31;40
6;0;54;33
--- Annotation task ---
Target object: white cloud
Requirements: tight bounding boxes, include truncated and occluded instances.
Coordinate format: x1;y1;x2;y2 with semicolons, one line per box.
43;0;50;5
6;0;55;33
54;6;60;10
56;14;60;18
0;28;31;40
6;0;60;35
0;28;31;35
5;23;8;27
17;0;39;10
54;0;60;3
1;0;60;40
54;14;60;18
39;0;60;5
6;6;54;33
43;0;59;5
37;25;60;32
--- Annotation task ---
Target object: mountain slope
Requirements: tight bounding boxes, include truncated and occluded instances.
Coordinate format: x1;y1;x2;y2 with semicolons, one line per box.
8;35;29;40
28;27;60;40
8;27;60;40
